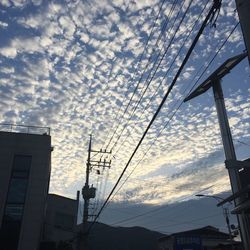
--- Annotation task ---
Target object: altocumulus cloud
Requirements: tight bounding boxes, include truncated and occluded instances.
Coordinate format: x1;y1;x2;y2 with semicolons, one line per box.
0;0;249;206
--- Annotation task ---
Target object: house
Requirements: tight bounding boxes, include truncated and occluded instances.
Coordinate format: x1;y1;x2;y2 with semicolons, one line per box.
158;226;242;250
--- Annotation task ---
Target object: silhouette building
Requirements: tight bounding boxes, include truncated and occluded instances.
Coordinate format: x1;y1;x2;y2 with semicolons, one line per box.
0;125;52;250
41;193;79;250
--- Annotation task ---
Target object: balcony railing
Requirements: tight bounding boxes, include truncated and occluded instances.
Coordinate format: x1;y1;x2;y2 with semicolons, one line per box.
0;123;50;135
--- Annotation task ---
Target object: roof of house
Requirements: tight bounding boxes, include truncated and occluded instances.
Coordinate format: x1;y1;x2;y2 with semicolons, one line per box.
158;226;231;241
48;193;77;202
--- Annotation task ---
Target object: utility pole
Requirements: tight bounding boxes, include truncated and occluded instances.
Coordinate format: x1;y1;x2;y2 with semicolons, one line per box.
78;135;112;249
82;135;92;227
235;0;250;64
79;135;95;250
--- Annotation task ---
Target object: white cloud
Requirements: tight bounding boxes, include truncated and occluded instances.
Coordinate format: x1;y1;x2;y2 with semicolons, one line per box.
0;0;11;7
0;66;15;74
0;21;8;28
0;0;248;207
0;46;17;58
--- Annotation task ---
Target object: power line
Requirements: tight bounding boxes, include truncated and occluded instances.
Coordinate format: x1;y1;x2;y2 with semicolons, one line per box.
89;185;215;233
236;139;250;148
103;0;169;149
109;188;215;227
109;0;193;152
104;0;182;150
149;212;222;231
87;0;221;234
106;0;183;150
112;0;210;157
109;22;240;203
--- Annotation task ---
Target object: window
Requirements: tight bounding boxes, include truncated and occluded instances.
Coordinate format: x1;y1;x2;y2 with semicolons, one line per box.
7;179;28;203
0;155;32;250
5;204;24;221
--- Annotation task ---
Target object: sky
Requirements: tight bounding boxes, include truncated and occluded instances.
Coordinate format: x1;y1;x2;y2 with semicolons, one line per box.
0;0;249;234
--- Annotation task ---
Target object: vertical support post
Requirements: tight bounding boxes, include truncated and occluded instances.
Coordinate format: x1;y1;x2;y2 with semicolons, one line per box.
78;135;92;250
212;80;250;249
83;135;92;227
235;0;250;65
223;207;233;245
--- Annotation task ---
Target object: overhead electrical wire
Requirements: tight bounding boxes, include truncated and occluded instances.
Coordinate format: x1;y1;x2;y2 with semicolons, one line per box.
91;0;166;138
109;22;240;204
236;140;250;148
103;0;168;149
109;0;192;152
92;166;106;216
149;212;222;231
91;0;219;228
91;151;113;220
104;0;181;150
105;0;181;151
89;185;215;233
112;0;210;157
94;167;110;221
87;0;222;234
91;173;101;218
88;212;222;236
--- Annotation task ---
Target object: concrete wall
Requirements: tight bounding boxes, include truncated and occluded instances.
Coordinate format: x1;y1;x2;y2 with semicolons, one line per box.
43;194;79;247
0;131;51;250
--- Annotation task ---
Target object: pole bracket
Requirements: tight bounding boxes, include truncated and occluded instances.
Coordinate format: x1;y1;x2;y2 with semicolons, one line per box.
225;159;250;170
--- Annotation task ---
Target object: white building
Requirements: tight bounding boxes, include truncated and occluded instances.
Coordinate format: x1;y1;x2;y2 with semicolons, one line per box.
0;125;52;250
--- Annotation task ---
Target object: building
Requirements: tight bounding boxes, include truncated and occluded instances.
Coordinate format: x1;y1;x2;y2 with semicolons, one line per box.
158;226;242;250
0;125;52;250
41;193;79;250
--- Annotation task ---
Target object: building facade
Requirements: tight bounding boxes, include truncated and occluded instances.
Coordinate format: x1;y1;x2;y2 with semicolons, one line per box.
0;126;52;250
42;193;79;249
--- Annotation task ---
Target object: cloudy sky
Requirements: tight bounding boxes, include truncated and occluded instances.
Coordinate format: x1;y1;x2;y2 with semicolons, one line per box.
0;0;249;232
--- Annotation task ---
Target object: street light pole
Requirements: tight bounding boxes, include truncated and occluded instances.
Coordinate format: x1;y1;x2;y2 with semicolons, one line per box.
196;194;233;243
184;52;250;249
223;207;233;243
212;80;250;247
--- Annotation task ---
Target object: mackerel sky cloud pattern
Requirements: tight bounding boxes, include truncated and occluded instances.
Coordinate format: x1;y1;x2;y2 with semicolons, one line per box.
0;0;249;207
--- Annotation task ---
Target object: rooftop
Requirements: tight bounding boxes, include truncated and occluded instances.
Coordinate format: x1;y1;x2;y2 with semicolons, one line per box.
0;123;50;135
158;226;231;241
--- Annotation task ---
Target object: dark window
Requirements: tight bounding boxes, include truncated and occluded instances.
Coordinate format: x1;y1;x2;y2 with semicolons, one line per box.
5;204;24;221
12;155;32;178
0;155;32;250
7;178;28;203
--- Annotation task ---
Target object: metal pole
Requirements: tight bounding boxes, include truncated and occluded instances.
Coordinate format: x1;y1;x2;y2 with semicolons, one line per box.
223;207;233;246
197;194;234;243
235;0;250;64
212;80;250;249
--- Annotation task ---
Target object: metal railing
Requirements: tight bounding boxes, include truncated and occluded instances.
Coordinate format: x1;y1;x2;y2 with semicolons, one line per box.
0;123;50;135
